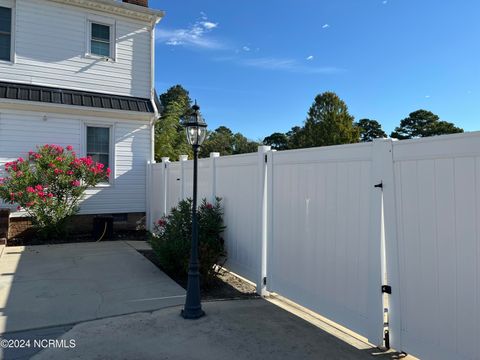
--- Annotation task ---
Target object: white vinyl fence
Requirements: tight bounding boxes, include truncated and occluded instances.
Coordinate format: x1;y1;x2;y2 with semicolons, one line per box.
148;132;480;360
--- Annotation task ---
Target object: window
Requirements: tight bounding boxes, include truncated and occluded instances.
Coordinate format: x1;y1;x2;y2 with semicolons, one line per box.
87;126;110;170
0;6;11;62
90;22;111;57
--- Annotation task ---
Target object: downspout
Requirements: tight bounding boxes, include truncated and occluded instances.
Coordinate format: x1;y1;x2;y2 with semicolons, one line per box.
147;15;163;231
149;16;162;161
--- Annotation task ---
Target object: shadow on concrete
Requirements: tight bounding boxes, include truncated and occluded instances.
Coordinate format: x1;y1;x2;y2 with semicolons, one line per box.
32;299;399;360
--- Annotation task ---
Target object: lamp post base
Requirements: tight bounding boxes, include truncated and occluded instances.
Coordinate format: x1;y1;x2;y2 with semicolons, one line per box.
181;308;205;319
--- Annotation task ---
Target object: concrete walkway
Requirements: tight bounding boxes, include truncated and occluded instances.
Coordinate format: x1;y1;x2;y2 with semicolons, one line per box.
0;241;185;334
30;299;394;360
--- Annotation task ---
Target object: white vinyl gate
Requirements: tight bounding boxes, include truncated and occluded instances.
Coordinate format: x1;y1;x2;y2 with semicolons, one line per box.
266;143;383;342
386;133;480;360
149;132;480;359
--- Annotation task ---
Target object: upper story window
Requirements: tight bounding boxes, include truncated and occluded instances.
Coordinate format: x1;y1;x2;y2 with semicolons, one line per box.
90;23;111;58
0;6;12;62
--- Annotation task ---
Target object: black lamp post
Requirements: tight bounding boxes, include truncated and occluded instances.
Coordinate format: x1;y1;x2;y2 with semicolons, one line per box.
181;101;207;319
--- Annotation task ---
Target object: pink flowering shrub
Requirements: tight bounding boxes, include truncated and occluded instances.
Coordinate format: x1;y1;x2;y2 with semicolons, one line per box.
150;198;226;286
0;144;110;238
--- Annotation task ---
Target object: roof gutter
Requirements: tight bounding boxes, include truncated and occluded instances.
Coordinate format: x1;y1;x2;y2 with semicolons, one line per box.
49;0;165;23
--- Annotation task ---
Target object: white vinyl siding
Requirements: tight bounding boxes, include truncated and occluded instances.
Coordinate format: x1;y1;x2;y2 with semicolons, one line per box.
0;0;151;98
0;109;151;214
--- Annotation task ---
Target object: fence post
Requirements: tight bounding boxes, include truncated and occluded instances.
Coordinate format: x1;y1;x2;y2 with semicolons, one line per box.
161;157;170;217
179;155;188;200
146;160;154;232
265;149;275;293
367;139;394;346
257;145;271;296
209;152;220;202
380;139;401;350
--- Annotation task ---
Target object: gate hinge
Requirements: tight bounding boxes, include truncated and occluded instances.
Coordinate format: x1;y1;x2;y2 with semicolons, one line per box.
263;276;267;285
381;285;392;294
374;181;383;189
264;154;268;163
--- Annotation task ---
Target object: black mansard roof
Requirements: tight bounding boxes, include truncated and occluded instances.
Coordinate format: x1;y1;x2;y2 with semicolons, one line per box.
0;81;155;113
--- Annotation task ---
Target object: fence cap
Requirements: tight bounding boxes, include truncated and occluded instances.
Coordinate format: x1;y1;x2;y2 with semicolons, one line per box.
210;152;220;158
179;155;189;161
161;157;170;162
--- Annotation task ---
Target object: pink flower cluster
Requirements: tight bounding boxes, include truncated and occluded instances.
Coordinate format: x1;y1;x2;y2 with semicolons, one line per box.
25;184;54;204
4;160;19;172
42;144;65;154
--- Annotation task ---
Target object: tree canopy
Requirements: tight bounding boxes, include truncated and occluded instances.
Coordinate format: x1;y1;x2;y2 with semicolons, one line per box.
155;86;260;160
299;92;359;147
154;85;192;161
156;86;467;161
263;132;289;150
356;119;387;142
200;126;258;157
390;109;463;139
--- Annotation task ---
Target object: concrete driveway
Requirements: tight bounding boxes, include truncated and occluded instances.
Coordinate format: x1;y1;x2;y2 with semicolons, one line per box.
0;241;185;334
30;299;401;360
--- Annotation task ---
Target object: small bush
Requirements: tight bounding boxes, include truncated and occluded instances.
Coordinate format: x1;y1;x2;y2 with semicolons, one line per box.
0;144;109;239
150;197;226;286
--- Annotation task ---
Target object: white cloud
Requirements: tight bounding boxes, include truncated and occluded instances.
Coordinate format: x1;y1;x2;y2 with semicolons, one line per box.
156;14;222;49
215;56;343;74
202;21;218;30
425;95;431;98
242;46;251;52
322;24;330;29
382;0;388;4
306;55;314;61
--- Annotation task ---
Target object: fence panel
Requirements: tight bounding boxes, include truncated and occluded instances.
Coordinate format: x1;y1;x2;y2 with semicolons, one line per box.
267;143;380;340
388;133;480;360
215;153;260;282
165;162;182;214
149;163;165;226
182;158;212;202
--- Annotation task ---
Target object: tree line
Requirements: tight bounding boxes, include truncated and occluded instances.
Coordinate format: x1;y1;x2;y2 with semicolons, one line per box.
155;85;464;161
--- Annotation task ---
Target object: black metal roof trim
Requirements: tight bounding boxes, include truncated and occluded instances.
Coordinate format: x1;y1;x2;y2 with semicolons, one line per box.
0;81;154;113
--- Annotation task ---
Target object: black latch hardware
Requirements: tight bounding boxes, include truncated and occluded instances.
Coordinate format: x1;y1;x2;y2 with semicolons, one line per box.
381;285;392;294
265;154;268;163
263;277;267;285
384;329;390;349
374;181;383;189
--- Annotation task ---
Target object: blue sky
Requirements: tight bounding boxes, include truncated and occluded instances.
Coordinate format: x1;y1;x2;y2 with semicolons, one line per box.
152;0;480;141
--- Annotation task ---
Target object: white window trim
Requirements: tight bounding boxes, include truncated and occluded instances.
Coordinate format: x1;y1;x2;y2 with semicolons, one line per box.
83;122;115;187
85;15;116;62
0;0;15;64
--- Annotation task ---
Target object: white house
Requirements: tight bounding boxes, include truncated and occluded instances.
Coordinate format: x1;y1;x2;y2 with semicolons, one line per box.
0;0;164;231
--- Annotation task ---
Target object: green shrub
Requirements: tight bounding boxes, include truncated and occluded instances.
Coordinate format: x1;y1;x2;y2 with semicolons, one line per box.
150;197;226;286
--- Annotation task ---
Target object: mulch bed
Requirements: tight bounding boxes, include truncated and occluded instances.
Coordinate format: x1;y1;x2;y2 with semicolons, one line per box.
139;249;259;301
6;230;148;247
